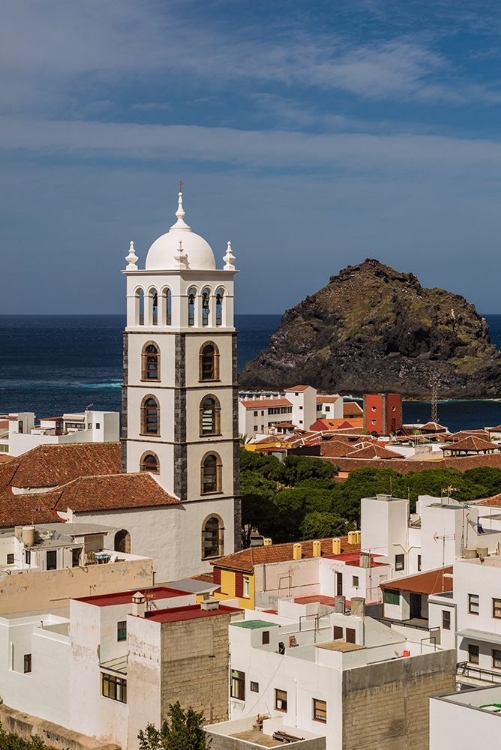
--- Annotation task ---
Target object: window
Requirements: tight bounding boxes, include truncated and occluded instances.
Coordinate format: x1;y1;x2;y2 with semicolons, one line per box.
141;396;160;436
102;673;127;703
417;555;422;572
250;681;259;693
333;626;343;640
6;553;14;565
140;452;159;474
202;287;211;326
352;576;359;588
275;689;288;711
201;453;222;494
136;288;145;325
313;699;327;723
346;628;356;644
493;598;501;619
199;343;220;381
468;594;479;615
117;621;127;642
163;288;172;326
215;288;224;326
46;550;57;570
442;610;451;630
149;289;158;325
202;516;223;558
72;548;81;567
95;422;100;429
24;654;32;673
395;554;405;571
468;644;479;665
25;550;31;565
200;395;220;436
262;631;270;645
493;650;501;670
230;670;245;701
253;411;258;417
383;590;400;606
243;576;250;598
142;343;160;380
188;287;196;326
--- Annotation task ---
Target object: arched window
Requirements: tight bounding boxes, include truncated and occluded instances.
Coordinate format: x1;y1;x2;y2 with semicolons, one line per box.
215;287;224;326
115;529;131;554
199;342;220;381
202;287;211;327
135;288;145;326
141;396;160;436
163;288;172;326
200;395;221;436
188;286;196;327
201;452;222;494
140;452;159;474
149;288;158;326
141;343;160;381
202;515;224;559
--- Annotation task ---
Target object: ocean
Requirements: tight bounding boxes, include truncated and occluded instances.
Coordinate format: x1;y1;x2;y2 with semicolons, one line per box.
2;313;501;433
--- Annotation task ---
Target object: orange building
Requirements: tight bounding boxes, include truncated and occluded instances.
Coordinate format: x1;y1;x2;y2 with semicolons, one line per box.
363;393;402;435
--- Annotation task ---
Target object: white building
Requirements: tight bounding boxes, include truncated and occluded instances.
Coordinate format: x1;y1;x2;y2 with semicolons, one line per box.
430;684;501;750
0;410;119;456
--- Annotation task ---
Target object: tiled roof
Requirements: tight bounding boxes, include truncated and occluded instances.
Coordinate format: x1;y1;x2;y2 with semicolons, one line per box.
476;494;501;507
240;398;292;409
0;472;178;528
191;573;215;583
3;442;121;490
442;436;496;453
381;566;453;595
346;444;402;460
486;425;501;432
316;395;340;403
420;422;448;432
284;385;310;392
319;440;355;458
323;452;501;474
212;536;360;574
446;430;490;442
343;402;363;417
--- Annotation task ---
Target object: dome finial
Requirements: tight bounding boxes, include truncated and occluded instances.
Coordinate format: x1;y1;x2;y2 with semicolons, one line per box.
125;240;138;270
171;181;191;230
223;240;236;270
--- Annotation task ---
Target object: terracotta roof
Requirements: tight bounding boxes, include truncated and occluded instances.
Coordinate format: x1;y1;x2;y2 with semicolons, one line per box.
310;418;364;432
442;436;496;453
381;566;453;595
346;444;402;460
446;430;490;442
316;395;340;404
4;442;121;490
323;452;501;474
284;385;310;392
212;536;360;574
420;422;448;432
476;494;501;507
343;402;363;417
191;573;214;583
0;455;14;464
240;399;292;409
0;492;63;529
320;440;355;458
486;425;501;432
37;473;179;514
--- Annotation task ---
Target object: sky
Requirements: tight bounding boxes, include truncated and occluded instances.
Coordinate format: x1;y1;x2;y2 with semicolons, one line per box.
1;0;501;315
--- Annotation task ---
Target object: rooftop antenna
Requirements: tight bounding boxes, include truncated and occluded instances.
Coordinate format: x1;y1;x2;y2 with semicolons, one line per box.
430;376;439;424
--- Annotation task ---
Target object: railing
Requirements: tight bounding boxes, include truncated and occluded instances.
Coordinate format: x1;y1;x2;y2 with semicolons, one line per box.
457;662;501;683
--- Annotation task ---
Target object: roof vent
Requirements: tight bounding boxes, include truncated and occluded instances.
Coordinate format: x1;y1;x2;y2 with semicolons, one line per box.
200;599;220;611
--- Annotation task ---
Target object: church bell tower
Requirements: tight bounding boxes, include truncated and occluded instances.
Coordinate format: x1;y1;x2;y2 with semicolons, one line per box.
121;187;240;571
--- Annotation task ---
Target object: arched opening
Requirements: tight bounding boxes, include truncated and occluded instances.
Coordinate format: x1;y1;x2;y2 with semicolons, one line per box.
201;452;222;494
201;515;224;559
163;288;172;326
200;395;221;436
215;287;224;326
199;342;220;381
149;288;158;326
188;286;197;327
141;343;160;381
202;287;211;327
141;396;160;436
135;288;145;326
140;452;159;474
114;529;131;554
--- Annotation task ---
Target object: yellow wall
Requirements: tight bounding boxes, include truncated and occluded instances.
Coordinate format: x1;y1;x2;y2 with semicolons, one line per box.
214;569;255;609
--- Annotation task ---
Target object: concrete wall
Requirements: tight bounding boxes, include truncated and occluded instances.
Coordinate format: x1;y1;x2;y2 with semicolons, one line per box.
0;556;153;613
430;687;501;750
342;649;457;750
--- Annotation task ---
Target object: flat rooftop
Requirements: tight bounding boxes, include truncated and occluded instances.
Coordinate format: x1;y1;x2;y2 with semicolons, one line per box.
145;604;241;624
316;641;365;652
76;587;187;607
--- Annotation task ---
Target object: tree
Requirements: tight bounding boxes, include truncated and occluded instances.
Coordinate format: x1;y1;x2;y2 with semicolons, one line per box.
138;703;210;750
0;725;51;750
300;511;349;540
270;455;337;485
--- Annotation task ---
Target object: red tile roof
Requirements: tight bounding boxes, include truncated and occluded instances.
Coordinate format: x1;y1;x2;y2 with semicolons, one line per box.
0;492;63;529
284;385;310;392
3;442;121;490
346;444;402;460
323;452;501;474
316;395;340;404
446;430;490;442
319;440;355;458
240;399;292;409
381;567;453;595
476;494;501;507
145;603;241;623
294;595;335;606
343;402;363;417
442;436;496;453
212;536;360;574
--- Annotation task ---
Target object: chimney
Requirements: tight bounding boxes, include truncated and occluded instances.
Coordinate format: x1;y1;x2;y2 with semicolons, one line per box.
332;538;341;555
359;552;371;568
351;597;366;617
200;599;220;611
263;538;272;547
334;595;346;614
293;543;302;561
312;540;321;558
132;592;146;617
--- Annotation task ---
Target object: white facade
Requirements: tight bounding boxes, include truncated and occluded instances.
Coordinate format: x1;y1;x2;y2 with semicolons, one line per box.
430;685;501;750
121;190;239;576
0;410;119;456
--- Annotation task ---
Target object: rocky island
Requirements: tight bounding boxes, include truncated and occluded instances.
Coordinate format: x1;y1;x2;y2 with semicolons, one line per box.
239;259;501;399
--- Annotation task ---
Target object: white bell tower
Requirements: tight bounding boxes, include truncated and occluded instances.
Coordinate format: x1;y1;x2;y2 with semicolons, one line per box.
122;187;240;574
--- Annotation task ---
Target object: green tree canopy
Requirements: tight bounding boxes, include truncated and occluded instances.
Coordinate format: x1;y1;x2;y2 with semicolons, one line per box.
300;511;349;541
138;703;210;750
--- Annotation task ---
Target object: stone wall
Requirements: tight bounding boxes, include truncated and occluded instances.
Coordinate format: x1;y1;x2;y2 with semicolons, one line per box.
160;611;242;725
342;649;457;750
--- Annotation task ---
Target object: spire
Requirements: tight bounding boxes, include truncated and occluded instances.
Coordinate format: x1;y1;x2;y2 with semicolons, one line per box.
170;181;191;231
223;240;235;271
125;241;138;270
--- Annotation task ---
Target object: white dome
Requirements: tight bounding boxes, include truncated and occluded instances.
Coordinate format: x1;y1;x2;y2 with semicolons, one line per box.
145;192;216;271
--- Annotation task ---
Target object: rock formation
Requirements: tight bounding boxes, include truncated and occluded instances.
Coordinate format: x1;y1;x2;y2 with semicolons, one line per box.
239;259;501;399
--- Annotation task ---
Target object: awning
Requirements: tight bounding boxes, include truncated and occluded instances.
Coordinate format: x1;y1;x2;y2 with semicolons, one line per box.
457;629;501;647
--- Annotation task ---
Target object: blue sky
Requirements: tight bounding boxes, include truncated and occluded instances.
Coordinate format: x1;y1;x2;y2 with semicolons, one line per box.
2;0;501;314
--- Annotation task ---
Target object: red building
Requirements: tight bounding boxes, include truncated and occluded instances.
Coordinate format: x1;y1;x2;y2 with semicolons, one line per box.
363;393;402;435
